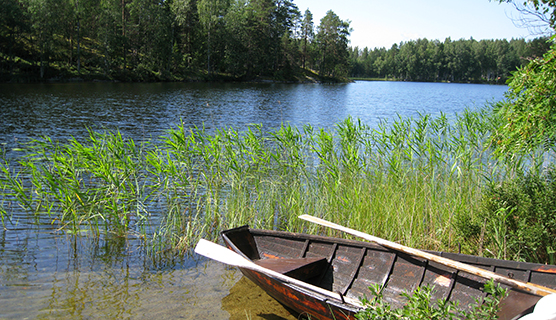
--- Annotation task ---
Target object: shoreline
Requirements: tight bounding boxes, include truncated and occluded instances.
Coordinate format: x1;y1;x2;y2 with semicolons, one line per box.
350;77;508;85
1;68;352;85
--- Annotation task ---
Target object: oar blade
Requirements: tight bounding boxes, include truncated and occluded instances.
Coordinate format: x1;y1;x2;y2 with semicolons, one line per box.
195;238;363;307
194;239;254;270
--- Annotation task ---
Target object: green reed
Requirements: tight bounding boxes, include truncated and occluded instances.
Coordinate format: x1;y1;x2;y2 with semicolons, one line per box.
0;110;546;256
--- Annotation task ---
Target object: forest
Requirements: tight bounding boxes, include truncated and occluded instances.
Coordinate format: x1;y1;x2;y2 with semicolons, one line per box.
0;0;351;82
0;0;551;83
350;37;551;83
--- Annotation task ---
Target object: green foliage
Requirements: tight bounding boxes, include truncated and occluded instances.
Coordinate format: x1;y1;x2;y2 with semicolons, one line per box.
492;38;556;155
316;10;351;78
453;161;556;263
349;37;549;82
300;9;315;69
479;167;556;263
356;280;508;320
0;0;351;82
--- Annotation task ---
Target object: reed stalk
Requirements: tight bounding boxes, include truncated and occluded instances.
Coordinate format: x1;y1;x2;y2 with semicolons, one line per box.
1;109;551;258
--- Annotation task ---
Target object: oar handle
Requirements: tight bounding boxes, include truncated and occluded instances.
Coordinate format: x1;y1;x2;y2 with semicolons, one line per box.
299;214;556;297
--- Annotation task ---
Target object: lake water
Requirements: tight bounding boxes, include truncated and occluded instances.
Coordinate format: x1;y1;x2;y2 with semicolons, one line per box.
0;81;507;151
0;81;508;319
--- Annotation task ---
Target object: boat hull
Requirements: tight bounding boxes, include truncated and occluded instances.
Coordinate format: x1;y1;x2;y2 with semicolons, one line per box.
240;267;357;320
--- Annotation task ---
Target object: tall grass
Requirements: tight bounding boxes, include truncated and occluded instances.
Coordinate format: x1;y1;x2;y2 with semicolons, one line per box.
0;110;549;257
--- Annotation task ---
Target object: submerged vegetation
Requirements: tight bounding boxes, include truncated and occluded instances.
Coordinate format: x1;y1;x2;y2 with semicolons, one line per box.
1;108;555;263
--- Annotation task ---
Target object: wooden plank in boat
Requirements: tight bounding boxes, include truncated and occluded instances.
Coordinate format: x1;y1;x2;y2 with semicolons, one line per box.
449;269;487;310
327;245;365;292
254;257;328;281
348;249;397;299
530;268;556;289
255;235;306;259
493;266;532;285
306;241;336;258
498;291;539;320
382;253;427;309
420;261;456;302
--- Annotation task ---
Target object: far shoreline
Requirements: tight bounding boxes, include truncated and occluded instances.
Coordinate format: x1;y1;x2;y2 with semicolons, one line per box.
350;77;507;85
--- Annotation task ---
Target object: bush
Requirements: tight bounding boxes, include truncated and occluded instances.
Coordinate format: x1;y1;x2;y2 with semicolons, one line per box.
492;37;556;156
465;166;556;263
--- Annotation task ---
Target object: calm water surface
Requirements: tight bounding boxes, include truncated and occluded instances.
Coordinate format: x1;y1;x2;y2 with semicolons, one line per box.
0;81;508;319
0;81;507;149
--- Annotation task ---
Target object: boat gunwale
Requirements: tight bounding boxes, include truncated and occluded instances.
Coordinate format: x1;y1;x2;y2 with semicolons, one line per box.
242;227;556;275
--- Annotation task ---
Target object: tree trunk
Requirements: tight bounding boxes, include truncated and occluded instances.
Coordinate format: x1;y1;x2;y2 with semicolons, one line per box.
76;0;81;75
122;0;126;72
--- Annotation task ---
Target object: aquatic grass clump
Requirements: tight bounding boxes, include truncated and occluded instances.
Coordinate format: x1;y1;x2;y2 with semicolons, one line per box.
156;113;498;251
0;131;156;236
1;110;553;257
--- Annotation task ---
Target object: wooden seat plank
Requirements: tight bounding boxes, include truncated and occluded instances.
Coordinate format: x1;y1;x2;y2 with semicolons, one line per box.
255;257;328;281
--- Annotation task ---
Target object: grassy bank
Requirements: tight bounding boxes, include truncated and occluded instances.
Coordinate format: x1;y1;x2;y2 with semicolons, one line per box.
1;110;553;261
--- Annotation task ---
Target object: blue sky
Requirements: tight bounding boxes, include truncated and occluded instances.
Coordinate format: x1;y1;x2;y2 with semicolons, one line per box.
293;0;530;49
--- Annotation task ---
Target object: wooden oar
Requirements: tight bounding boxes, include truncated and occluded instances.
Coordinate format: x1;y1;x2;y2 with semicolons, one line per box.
194;239;363;307
299;214;556;297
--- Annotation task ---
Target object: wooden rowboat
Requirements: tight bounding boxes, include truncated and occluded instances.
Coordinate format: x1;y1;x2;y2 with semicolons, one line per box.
220;225;556;320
